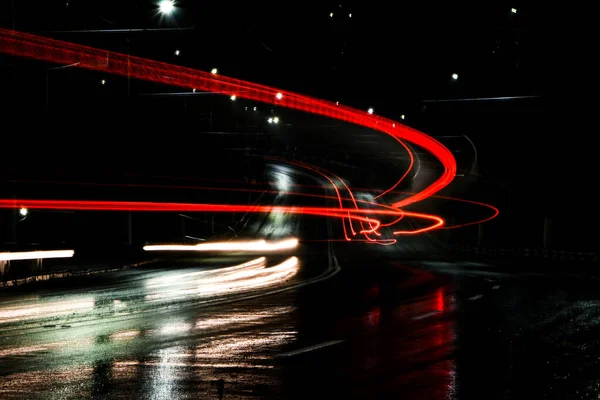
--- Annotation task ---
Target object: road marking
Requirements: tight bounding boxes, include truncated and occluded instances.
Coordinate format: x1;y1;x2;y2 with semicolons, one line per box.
411;311;441;320
469;294;484;301
492;285;500;290
276;340;345;358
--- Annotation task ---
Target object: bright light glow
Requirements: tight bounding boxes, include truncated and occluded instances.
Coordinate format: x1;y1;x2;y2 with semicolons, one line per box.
19;207;28;216
276;92;283;100
230;95;236;101
349;13;352;17
144;257;299;302
511;8;517;13
0;250;74;261
174;49;180;56
192;88;196;92
273;116;279;124
268;117;273;123
211;68;218;74
452;73;459;80
401;114;405;120
101;79;106;85
253;106;257;111
330;12;333;17
143;238;298;253
367;108;374;114
158;0;175;15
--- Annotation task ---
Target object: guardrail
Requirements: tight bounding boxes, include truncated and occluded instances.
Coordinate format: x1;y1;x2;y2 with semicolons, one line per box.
449;244;598;263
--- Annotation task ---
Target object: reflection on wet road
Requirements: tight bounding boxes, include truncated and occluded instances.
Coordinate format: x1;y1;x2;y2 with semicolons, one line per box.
3;161;600;399
5;257;600;399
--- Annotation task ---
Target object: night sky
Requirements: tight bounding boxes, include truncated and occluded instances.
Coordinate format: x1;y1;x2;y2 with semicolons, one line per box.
0;2;563;216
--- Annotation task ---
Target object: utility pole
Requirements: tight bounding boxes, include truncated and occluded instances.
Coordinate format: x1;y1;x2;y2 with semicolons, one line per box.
11;0;15;30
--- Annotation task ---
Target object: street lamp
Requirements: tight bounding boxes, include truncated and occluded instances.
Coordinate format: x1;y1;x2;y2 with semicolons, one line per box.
19;208;28;217
452;73;459;80
159;0;175;15
211;68;218;74
367;108;374;114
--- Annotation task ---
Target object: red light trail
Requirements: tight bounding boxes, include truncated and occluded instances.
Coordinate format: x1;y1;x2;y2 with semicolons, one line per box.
0;28;497;245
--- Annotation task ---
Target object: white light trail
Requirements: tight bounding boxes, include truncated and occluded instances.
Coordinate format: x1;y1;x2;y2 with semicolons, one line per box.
143;238;298;253
0;250;74;261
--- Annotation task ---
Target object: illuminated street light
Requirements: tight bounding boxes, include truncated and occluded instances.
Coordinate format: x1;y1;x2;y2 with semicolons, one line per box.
511;8;517;13
253;106;257;111
452;73;459;80
230;95;236;101
273;117;280;124
19;208;28;216
401;114;405;120
211;68;218;74
330;12;333;17
159;0;175;15
367;108;374;114
276;92;283;100
349;13;352;17
101;79;106;85
268;117;273;124
174;49;180;56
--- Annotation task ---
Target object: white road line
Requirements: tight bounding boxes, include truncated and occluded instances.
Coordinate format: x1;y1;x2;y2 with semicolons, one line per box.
469;294;484;301
411;311;441;320
276;340;345;358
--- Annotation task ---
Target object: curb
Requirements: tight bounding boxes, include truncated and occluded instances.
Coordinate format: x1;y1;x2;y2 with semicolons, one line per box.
0;258;162;289
450;245;598;263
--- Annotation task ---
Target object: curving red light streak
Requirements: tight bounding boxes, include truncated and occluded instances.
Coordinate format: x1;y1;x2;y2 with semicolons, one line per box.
0;29;503;245
0;199;445;236
0;28;456;206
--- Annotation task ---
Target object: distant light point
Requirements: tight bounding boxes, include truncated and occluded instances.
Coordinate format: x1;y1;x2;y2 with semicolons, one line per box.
275;92;283;100
452;73;459;80
230;95;236;101
511;8;517;13
367;108;374;114
211;68;218;74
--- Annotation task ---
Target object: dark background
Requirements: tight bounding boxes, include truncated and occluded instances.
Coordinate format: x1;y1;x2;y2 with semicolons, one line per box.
1;2;581;250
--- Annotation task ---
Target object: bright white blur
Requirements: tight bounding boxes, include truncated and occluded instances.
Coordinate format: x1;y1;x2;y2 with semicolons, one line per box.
0;250;74;261
143;238;298;252
144;256;299;302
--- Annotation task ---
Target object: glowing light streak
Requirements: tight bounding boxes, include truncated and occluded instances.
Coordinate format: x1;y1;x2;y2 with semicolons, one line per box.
143;238;298;252
0;28;456;207
0;250;74;261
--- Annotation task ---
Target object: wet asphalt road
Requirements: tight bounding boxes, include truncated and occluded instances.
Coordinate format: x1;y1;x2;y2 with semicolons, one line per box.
3;164;600;399
5;255;600;399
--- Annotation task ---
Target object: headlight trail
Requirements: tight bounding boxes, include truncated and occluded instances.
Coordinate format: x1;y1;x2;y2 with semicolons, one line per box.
0;250;74;262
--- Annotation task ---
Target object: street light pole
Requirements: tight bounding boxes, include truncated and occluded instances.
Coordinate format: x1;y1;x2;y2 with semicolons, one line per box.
11;0;15;30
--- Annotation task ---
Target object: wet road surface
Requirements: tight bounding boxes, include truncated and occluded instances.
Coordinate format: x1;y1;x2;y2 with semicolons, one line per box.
3;162;600;399
6;250;600;399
